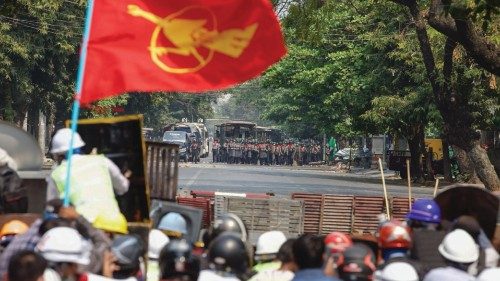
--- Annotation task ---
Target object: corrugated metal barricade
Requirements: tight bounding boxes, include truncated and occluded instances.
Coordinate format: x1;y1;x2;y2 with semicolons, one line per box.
320;195;354;234
291;193;323;234
391;197;414;221
146;141;179;201
352;196;385;234
215;195;305;244
177;197;213;228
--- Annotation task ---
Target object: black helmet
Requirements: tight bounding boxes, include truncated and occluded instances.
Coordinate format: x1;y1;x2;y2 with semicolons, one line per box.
338;243;376;281
159;239;200;280
204;213;248;247
208;232;249;275
111;235;144;274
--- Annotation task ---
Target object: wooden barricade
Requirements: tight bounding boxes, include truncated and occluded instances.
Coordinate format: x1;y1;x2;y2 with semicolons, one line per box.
391;197;415;221
215;196;304;244
146;141;179;201
352;196;385;234
319;195;354;234
291;193;323;234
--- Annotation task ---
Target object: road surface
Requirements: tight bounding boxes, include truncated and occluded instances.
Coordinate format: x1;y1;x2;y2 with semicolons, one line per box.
178;162;437;198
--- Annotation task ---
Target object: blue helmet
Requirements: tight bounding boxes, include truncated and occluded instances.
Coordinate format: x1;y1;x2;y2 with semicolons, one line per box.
158;212;188;235
406;199;441;224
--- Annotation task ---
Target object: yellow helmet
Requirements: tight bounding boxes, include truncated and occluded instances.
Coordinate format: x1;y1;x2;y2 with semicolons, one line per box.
0;220;29;237
93;212;128;234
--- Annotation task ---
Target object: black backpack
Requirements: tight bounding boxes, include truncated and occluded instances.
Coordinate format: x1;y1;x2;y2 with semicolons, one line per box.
0;165;27;213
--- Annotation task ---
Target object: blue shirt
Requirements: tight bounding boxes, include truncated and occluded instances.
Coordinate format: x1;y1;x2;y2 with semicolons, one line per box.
291;269;340;281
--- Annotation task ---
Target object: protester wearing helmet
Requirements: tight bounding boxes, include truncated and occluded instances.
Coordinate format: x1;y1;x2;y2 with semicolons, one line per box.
323;232;352;277
249;238;296;281
375;220;422;280
337;243;376;281
198;232;250;281
147;229;170;281
47;128;129;224
109;234;145;280
292;234;341;281
0;220;29;250
406;198;447;271
159;239;200;281
204;213;248;247
36;227;91;281
253;231;287;272
157;212;188;239
423;229;478;281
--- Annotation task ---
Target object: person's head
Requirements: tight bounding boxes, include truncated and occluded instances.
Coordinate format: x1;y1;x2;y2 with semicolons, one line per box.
111;235;144;279
8;250;47;281
35;227;90;279
377;220;411;261
324;232;353;256
255;231;287;263
406;199;441;229
158;212;188;239
93;212;128;239
337;243;376;281
293;234;324;270
276;238;297;272
452;215;481;243
149;229;170;260
208;232;249;277
159;239;200;281
438;229;479;271
379;262;419;281
203;213;248;248
0;219;29;247
50;128;85;161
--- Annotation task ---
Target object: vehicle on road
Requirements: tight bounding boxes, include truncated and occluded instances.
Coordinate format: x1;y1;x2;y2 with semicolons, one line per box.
163;131;191;162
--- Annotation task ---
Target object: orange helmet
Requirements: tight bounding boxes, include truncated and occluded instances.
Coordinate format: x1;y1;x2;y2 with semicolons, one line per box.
0;220;29;237
324;232;353;254
378;220;411;249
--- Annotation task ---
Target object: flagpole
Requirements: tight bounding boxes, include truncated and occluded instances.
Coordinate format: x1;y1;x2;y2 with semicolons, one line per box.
63;0;96;206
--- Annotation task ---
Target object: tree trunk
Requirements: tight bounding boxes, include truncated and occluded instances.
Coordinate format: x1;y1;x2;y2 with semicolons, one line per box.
453;145;480;183
442;138;452;181
407;133;424;182
468;141;500;191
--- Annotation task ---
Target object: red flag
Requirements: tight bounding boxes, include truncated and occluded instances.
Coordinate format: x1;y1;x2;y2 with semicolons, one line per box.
80;0;286;104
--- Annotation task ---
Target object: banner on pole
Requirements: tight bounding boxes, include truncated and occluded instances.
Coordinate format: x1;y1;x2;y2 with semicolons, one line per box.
80;0;286;104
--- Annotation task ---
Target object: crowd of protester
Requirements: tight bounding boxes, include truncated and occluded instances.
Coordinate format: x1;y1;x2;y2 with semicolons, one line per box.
0;129;499;280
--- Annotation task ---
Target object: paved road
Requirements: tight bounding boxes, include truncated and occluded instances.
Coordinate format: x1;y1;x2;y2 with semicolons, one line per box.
178;161;437;198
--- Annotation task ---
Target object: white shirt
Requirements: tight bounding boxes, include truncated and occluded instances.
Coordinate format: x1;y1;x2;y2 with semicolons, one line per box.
249;269;294;281
46;155;129;201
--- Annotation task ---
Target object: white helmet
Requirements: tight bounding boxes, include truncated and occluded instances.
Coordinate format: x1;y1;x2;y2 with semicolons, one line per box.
255;230;287;256
36;227;90;265
438;229;479;264
50;128;85;154
148;229;170;259
158;212;188;235
380;262;419;281
477;268;500;281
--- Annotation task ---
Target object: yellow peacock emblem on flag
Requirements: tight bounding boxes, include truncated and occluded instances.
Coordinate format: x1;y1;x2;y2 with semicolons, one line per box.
127;5;258;74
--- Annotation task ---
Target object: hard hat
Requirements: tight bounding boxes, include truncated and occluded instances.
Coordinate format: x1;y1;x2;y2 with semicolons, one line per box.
159;239;200;280
149;229;170;259
477;268;500;281
208;232;249;275
93;212;128;234
111;235;144;271
35;227;90;265
157;212;188;236
338;244;376;281
406;199;441;224
378;220;411;249
205;213;248;247
438;229;479;264
50;128;85;154
380;262;419;281
0;148;18;170
0;220;29;237
255;231;287;256
324;232;353;254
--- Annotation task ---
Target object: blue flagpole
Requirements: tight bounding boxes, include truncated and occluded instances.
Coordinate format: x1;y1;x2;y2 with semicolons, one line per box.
63;0;96;206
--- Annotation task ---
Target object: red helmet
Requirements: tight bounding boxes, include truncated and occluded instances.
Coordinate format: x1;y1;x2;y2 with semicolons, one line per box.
324;232;353;254
378;220;412;249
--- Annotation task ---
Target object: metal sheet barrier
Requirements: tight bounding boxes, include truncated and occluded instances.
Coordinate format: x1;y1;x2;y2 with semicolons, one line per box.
146;141;179;201
177;197;213;228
